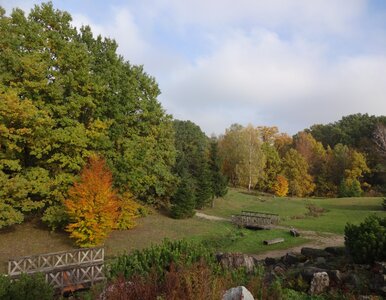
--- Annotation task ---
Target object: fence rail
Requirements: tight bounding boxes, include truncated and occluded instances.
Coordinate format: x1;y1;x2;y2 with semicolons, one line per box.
232;210;280;228
8;247;105;292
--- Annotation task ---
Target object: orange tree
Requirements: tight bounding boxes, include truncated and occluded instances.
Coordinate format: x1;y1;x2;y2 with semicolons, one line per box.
64;155;119;247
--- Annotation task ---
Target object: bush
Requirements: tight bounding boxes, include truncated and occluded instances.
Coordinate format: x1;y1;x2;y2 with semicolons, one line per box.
0;273;53;300
42;204;69;231
339;179;362;197
382;198;386;210
344;215;386;263
108;239;216;280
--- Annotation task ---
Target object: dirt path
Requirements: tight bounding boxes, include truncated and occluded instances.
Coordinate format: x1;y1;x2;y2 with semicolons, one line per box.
195;212;230;222
195;211;344;259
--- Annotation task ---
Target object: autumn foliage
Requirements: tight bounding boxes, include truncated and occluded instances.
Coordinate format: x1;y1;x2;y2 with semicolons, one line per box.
65;155;119;247
273;175;289;197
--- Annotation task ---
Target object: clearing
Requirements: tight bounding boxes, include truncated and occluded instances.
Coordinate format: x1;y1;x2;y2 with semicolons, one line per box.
0;188;384;273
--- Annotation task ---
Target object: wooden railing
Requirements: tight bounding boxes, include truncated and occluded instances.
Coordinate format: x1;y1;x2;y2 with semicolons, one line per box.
8;247;105;292
231;211;280;228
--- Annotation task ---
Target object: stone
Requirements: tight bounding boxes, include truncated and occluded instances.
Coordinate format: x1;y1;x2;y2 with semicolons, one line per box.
265;257;277;266
373;261;386;274
316;257;326;265
222;286;254;300
282;252;300;266
273;265;286;276
309;272;329;295
217;253;256;272
301;247;332;258
324;246;346;256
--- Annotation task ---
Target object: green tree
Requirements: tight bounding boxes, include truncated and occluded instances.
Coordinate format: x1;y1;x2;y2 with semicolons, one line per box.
208;137;228;206
172;120;212;215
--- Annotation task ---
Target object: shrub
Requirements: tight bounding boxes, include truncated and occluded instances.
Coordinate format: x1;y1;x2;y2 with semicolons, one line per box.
104;261;226;300
0;273;53;300
382;198;386;210
339;178;362;197
108;239;216;279
115;192;142;230
344;215;386;263
42;204;69;231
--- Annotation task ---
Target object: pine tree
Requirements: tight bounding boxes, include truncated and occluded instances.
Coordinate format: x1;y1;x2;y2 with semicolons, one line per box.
208;138;228;206
171;166;196;219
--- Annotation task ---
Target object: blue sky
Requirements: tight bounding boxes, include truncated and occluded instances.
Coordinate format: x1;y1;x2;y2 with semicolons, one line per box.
2;0;386;135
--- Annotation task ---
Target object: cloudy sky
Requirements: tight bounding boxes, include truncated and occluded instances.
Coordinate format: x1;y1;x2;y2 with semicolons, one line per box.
2;0;386;135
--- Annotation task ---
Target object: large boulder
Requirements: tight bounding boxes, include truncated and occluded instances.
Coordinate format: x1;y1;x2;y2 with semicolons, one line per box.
217;253;256;272
222;286;254;300
309;272;329;295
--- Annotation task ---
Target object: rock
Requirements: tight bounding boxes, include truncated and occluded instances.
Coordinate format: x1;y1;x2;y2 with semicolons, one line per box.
316;257;326;265
373;261;386;274
217;253;256;272
222;286;254;300
265;257;277;266
345;273;361;289
282;252;300;266
290;228;300;237
358;296;372;300
273;265;286;276
301;247;332;258
309;272;329;295
324;246;346;256
327;270;342;284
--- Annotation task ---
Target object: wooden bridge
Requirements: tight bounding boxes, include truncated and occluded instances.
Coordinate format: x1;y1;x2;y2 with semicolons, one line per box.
8;247;105;293
231;210;280;229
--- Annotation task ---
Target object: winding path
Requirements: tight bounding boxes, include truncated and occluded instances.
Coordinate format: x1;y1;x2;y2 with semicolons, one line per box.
195;211;344;258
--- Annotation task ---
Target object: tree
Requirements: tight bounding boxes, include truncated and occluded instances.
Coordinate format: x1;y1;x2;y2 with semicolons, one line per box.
219;124;265;189
208;137;228;207
282;149;315;197
256;143;282;192
374;123;386;157
273;175;288;197
172;120;212;215
171;165;196;219
65;155;119;247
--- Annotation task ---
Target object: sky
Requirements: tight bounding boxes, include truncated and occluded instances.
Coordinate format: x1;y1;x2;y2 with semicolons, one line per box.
1;0;386;135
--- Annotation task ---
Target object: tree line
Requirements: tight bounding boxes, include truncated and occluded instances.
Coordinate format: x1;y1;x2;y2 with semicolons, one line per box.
218;115;386;198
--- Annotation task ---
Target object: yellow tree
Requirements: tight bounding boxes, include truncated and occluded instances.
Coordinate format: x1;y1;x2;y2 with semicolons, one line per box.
273;175;288;197
65;155;119;247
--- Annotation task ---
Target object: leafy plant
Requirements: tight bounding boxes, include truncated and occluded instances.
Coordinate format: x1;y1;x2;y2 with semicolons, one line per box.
345;215;386;263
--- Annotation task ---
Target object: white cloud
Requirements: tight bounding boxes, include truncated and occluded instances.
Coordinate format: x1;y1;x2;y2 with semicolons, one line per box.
160;29;386;134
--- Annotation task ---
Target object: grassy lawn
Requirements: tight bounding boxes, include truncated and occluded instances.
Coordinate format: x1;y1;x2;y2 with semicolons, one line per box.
203;188;386;234
1;188;384;274
0;211;307;274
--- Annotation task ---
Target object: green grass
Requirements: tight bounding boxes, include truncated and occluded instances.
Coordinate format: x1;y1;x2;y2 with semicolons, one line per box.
203;188;386;234
1;188;384;274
